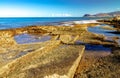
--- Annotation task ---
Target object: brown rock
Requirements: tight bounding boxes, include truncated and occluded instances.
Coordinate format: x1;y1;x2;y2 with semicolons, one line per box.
60;35;73;44
0;30;17;47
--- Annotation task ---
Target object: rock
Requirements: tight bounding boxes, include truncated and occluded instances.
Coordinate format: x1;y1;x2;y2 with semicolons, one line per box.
60;35;73;44
73;24;88;31
0;41;85;78
0;31;17;47
113;16;120;20
100;26;117;30
111;47;120;56
98;16;120;31
0;48;6;53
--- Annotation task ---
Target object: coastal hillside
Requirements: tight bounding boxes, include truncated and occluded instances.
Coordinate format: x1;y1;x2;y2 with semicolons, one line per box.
83;11;120;17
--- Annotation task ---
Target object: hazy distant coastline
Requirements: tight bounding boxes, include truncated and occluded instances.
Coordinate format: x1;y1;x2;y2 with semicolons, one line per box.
83;11;120;17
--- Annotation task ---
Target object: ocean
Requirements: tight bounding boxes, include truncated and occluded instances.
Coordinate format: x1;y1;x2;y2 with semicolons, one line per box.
0;17;106;29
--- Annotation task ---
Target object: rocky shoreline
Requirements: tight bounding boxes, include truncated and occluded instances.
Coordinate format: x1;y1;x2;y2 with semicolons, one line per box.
74;17;120;78
98;16;120;32
0;18;119;78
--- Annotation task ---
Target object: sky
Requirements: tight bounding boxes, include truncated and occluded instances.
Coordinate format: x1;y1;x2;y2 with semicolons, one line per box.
0;0;120;17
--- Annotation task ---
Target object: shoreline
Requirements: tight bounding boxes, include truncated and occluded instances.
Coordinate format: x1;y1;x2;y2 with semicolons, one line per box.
0;17;120;77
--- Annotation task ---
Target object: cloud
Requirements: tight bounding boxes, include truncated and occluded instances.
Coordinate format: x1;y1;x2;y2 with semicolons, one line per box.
0;7;72;17
52;13;72;17
0;7;41;17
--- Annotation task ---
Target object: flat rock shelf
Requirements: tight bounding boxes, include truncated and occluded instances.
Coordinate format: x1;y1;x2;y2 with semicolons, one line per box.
0;40;85;78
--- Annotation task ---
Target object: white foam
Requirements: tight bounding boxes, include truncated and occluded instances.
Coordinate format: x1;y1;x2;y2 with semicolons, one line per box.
73;20;99;24
59;20;99;26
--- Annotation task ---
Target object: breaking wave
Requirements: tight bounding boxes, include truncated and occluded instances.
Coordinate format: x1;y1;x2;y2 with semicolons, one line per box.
59;20;98;26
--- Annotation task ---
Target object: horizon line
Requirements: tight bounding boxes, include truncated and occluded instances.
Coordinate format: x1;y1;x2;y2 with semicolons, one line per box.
0;16;83;18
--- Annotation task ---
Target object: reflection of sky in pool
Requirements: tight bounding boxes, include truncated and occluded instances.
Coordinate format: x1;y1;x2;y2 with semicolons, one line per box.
88;25;120;37
88;25;120;46
14;34;51;44
85;44;111;52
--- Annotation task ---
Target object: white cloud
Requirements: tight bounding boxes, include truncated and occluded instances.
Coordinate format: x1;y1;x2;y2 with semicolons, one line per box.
52;13;72;17
0;7;72;17
0;8;37;17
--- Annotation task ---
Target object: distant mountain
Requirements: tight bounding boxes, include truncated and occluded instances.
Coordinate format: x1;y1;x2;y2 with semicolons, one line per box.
83;11;120;17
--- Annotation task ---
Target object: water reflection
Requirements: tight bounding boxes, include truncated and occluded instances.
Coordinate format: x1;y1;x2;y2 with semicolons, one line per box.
14;34;51;44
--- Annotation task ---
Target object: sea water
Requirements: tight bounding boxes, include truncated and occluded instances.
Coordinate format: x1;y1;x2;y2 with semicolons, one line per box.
0;17;106;29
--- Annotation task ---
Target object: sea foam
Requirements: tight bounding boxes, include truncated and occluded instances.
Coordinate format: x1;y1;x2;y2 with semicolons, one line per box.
59;20;99;26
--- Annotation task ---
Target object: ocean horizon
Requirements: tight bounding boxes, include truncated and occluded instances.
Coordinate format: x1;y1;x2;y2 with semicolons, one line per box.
0;17;108;29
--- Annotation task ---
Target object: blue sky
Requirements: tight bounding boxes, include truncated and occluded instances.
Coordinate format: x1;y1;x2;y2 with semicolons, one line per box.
0;0;120;17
